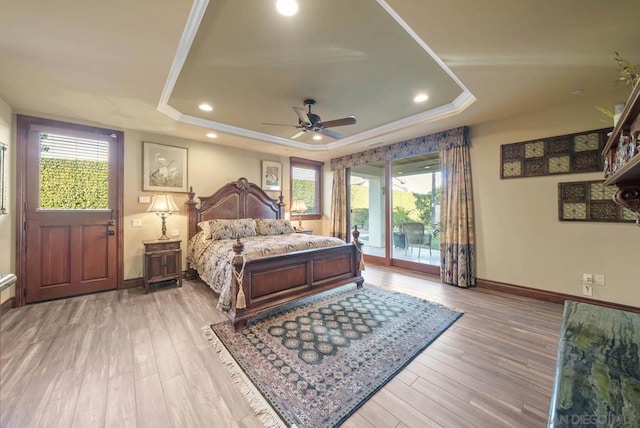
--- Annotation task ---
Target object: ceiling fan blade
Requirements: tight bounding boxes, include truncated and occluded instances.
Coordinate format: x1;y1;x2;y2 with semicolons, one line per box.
261;122;299;127
291;130;306;139
320;116;357;128
293;107;311;127
319;128;343;139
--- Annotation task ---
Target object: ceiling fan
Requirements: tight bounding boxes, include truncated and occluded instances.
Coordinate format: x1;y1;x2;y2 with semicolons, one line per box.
262;99;356;140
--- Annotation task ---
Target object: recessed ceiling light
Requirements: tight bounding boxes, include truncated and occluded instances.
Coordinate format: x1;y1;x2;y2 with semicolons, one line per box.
413;93;429;103
570;89;583;96
276;0;298;16
199;103;213;112
313;135;322;141
206;132;217;139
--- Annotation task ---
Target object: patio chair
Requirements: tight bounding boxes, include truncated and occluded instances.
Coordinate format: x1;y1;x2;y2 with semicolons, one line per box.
401;222;432;258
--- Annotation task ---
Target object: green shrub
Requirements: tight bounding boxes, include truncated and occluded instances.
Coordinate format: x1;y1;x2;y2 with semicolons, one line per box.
40;158;108;209
392;206;413;228
292;178;316;211
414;193;432;225
351;208;369;229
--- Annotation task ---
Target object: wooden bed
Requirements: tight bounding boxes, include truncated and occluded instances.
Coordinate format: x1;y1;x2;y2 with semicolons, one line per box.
187;177;364;330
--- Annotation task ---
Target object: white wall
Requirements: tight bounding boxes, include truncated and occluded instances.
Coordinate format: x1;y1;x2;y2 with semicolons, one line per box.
0;97;14;305
471;91;638;307
121;131;322;279
122;131;294;279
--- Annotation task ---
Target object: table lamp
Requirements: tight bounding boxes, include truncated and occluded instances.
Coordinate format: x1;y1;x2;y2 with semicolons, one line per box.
147;194;179;240
291;199;307;230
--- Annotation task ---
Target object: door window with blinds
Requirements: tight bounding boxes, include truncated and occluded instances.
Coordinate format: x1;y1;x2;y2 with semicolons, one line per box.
290;157;323;219
38;132;110;209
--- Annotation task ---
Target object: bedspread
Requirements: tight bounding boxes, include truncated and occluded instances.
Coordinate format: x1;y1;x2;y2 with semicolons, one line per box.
187;233;346;310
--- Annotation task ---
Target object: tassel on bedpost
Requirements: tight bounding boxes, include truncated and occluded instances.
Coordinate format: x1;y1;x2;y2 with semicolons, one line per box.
232;237;247;309
236;287;246;309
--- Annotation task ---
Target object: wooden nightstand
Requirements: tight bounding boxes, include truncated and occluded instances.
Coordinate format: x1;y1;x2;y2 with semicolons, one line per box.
294;229;313;235
143;238;182;293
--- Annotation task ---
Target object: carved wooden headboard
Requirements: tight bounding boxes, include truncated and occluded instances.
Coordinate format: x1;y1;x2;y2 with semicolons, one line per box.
187;177;285;240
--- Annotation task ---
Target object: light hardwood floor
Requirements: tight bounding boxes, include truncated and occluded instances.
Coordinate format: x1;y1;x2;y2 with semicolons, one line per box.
0;266;563;427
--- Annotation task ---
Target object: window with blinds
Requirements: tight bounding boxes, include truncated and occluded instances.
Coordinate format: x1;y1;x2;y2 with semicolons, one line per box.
290;157;323;218
39;132;110;209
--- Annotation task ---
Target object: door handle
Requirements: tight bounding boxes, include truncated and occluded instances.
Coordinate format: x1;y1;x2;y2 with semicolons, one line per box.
107;230;115;236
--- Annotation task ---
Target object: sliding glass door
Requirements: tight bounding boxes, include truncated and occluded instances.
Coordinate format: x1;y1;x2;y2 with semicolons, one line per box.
391;153;441;272
349;162;386;262
348;153;441;273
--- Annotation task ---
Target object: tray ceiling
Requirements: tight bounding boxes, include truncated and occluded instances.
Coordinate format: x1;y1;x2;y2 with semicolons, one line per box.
161;0;472;151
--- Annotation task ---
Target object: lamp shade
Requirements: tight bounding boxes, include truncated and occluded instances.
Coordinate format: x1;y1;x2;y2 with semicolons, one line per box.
291;199;307;213
147;194;179;213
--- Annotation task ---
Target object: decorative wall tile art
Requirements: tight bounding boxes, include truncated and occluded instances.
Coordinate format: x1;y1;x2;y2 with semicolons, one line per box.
501;128;611;179
558;180;636;223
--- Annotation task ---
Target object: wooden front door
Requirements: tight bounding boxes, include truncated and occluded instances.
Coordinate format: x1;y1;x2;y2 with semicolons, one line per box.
18;115;123;303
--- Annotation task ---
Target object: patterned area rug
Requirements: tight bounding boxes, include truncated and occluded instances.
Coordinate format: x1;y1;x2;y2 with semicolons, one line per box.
205;283;463;427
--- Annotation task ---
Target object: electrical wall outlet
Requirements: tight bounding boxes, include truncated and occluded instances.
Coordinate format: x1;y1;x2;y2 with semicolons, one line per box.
131;219;142;227
582;283;593;296
138;195;151;203
594;274;605;286
171;229;180;237
582;273;593;284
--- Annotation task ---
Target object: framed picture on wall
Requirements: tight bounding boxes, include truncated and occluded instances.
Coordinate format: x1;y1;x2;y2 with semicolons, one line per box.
142;141;188;192
262;160;282;191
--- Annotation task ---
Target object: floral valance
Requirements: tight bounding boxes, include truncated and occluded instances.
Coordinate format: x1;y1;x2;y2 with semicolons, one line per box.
330;126;469;170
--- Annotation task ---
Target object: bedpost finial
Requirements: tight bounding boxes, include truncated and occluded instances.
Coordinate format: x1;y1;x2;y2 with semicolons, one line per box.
233;237;245;255
352;225;360;241
187;186;195;203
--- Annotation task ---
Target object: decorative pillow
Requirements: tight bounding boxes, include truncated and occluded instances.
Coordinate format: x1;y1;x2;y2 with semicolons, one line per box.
254;218;295;235
209;218;257;240
197;221;212;240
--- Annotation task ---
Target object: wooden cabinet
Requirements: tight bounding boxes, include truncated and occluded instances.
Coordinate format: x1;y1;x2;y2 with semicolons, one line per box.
294;229;313;235
143;239;182;293
603;80;640;223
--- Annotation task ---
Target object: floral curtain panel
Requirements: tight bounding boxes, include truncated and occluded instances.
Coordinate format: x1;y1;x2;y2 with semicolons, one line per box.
440;143;476;287
330;168;348;240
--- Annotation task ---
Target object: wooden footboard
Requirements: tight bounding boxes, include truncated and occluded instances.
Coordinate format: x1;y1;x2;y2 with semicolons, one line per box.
228;229;364;330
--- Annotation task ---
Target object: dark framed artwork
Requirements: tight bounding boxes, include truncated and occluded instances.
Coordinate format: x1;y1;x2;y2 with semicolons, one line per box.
558;180;636;222
142;141;188;193
501;128;611;179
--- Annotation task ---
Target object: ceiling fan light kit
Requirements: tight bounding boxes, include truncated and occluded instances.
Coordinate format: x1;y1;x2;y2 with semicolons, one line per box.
263;98;357;140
